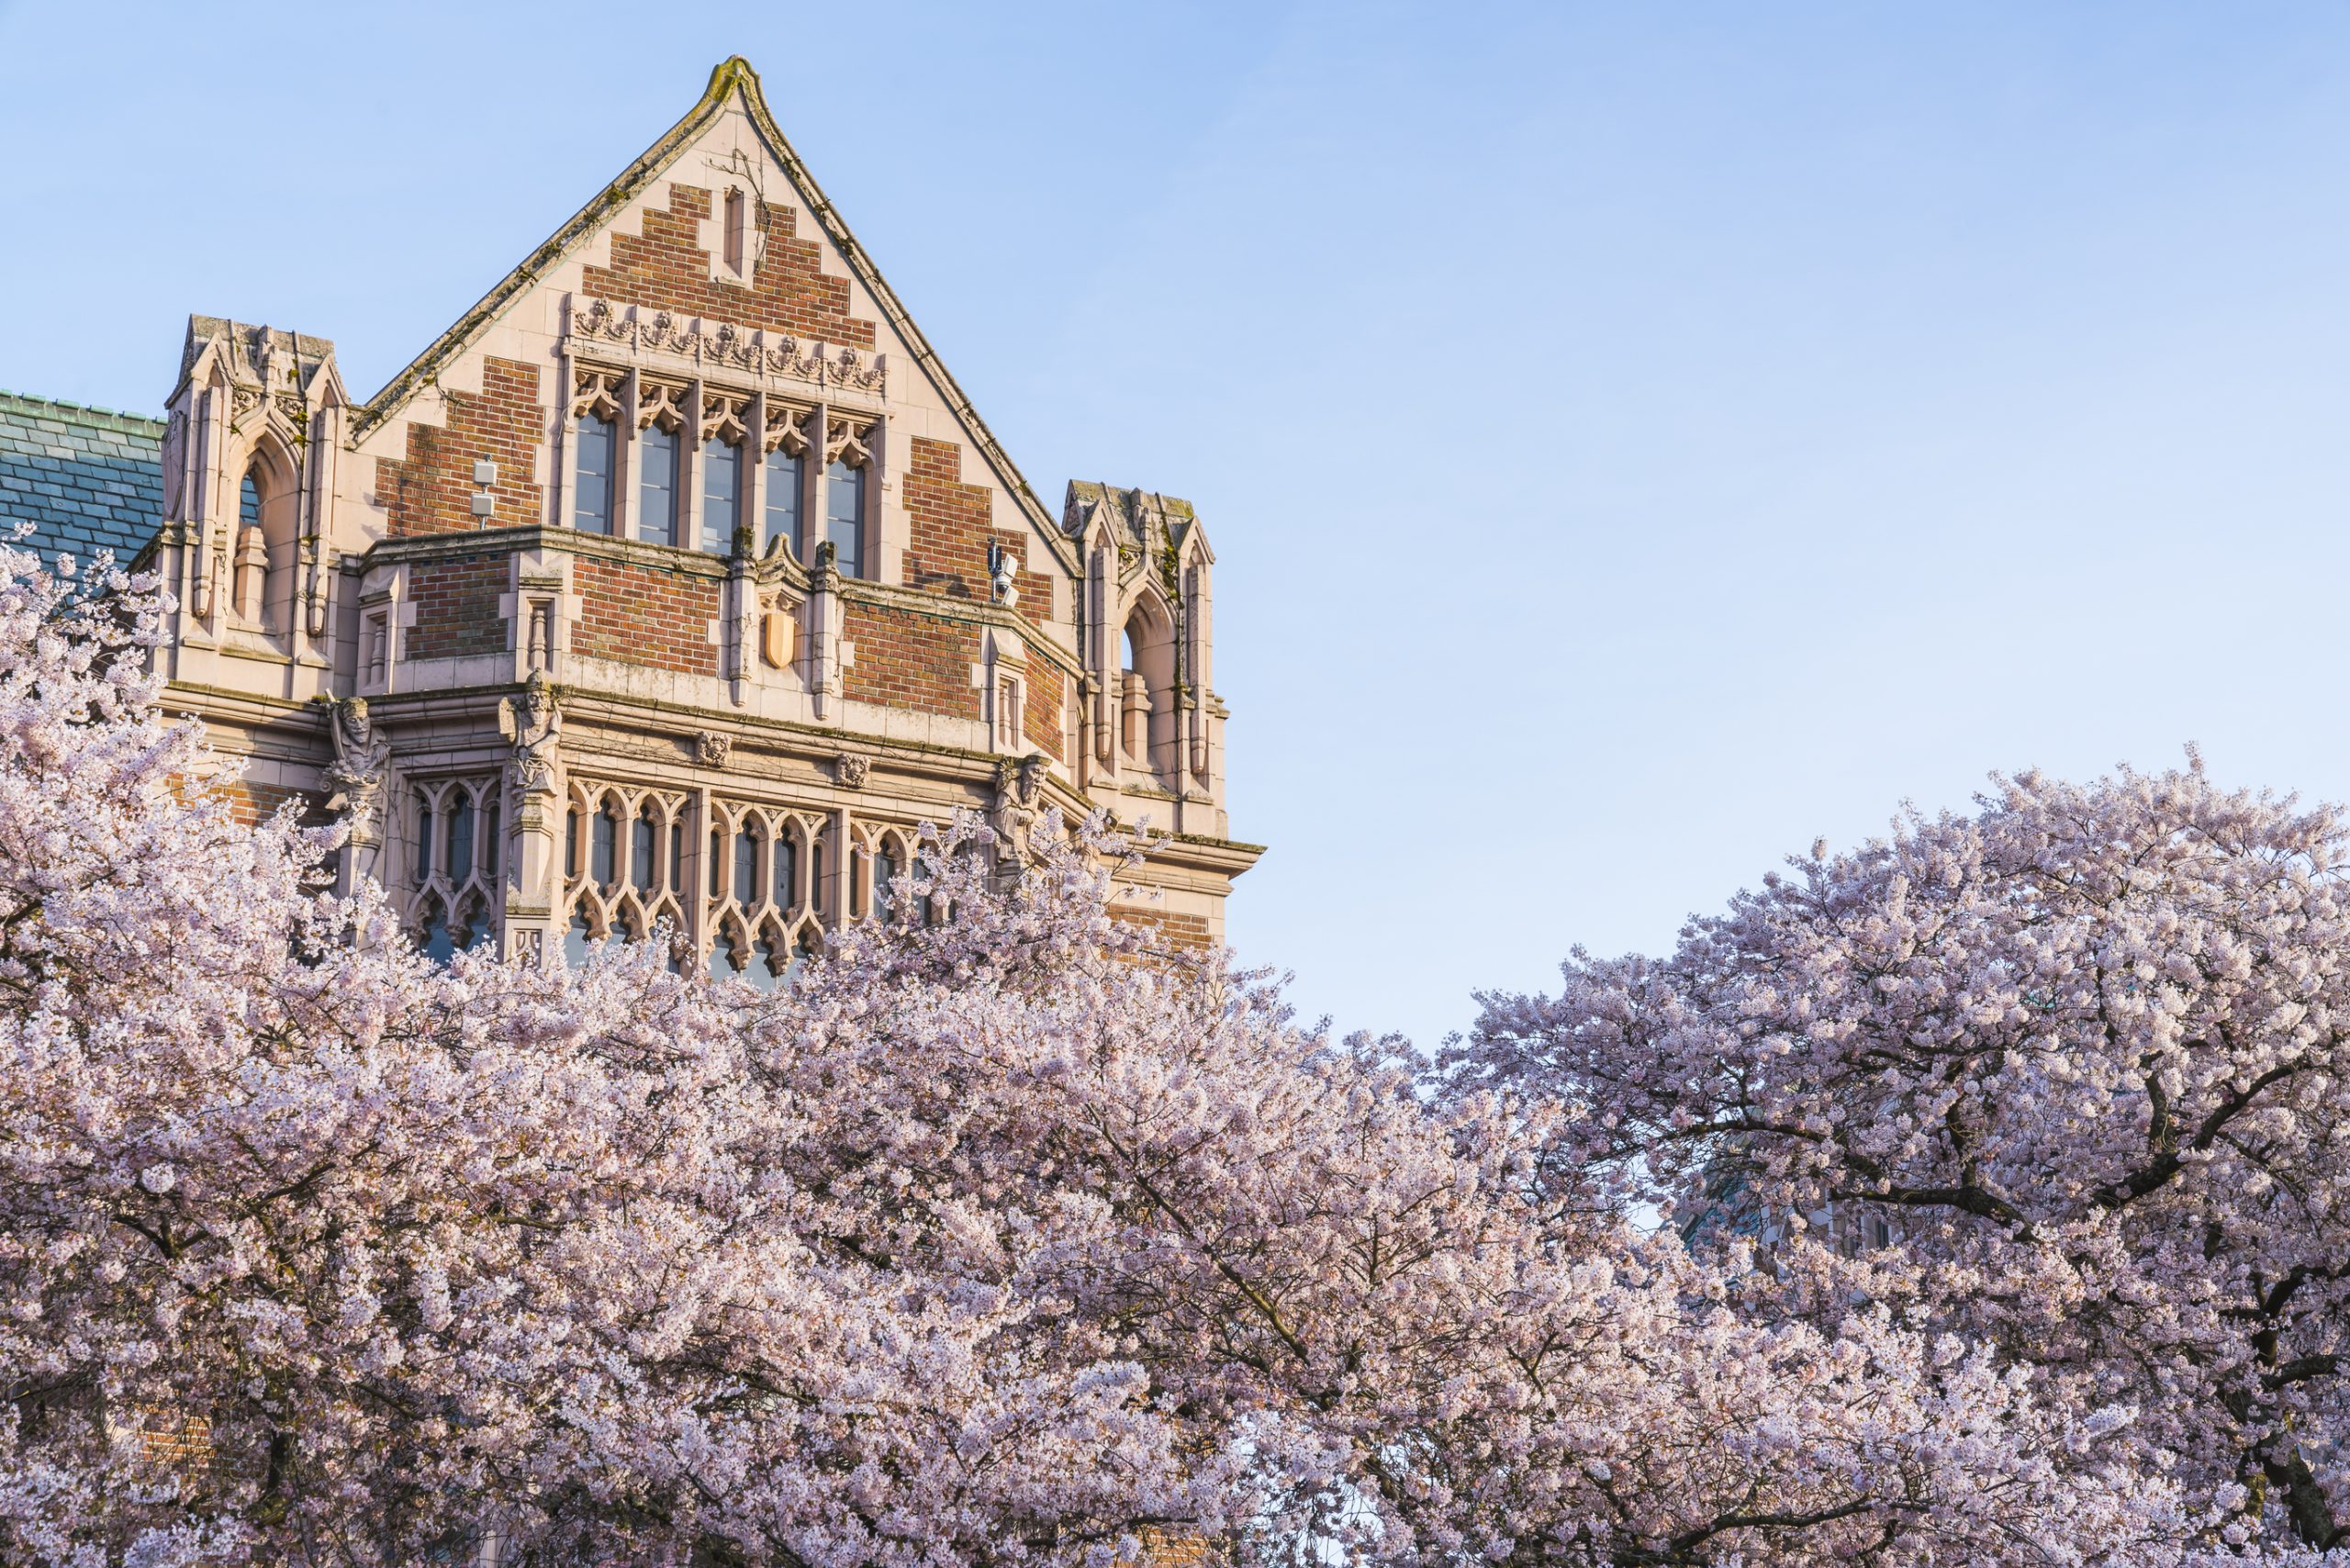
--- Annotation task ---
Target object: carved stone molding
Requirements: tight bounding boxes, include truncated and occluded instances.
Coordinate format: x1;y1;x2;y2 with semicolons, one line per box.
834;752;871;790
498;670;563;796
695;731;733;767
565;297;887;400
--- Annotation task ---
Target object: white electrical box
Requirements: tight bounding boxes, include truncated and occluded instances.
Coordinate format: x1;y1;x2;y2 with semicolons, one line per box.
473;459;497;487
471;493;495;518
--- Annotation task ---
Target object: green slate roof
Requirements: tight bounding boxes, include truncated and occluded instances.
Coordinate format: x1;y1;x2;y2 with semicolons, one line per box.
0;390;167;570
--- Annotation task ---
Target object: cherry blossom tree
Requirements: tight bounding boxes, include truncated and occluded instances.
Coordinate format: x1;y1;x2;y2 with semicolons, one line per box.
0;540;2319;1566
1451;760;2350;1553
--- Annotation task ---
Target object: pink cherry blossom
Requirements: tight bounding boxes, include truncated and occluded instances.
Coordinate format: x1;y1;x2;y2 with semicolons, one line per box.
1453;755;2350;1553
0;540;2332;1565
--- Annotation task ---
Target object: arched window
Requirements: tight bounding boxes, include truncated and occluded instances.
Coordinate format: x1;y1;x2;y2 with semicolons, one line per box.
764;448;802;558
575;412;615;534
445;795;475;883
1120;627;1136;671
733;828;759;906
774;834;799;912
565;909;594;967
232;446;302;633
632;808;657;890
640;424;680;547
701;435;741;554
591;805;619;889
825;459;864;578
414;790;435;883
417;899;454;966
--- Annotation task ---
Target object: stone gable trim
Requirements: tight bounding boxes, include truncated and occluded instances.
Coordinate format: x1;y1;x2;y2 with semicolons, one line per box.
348;56;1083;581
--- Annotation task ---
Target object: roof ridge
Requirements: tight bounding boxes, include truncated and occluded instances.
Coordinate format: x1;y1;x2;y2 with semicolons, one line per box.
0;388;169;431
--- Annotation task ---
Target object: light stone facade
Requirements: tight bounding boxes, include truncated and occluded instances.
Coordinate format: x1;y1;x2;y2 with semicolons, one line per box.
124;57;1256;971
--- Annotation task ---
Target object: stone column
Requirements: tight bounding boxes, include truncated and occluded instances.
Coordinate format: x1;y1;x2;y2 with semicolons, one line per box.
498;672;565;965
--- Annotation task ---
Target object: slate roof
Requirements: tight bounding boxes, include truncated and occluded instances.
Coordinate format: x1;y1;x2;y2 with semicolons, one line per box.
0;391;167;571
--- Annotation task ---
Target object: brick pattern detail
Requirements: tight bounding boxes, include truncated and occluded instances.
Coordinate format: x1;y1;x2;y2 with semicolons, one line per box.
375;357;545;539
901;436;1048;607
583;185;878;348
407;554;509;661
1113;902;1214;952
843;601;980;720
221;780;327;830
574;556;719;676
1024;661;1065;761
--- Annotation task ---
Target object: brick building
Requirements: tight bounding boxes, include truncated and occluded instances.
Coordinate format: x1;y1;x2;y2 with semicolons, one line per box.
3;57;1258;969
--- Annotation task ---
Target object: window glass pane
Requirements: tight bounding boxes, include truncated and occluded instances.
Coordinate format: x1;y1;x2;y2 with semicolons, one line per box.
633;812;656;889
446;796;474;883
240;472;262;528
875;847;897;919
709;828;722;898
640;425;678;546
592;809;617;887
702;438;741;554
810;837;825;917
775;836;798;910
734;831;758;906
825;461;863;577
764;449;802;558
483;802;501;879
565;909;593;967
565;808;579;879
462;902;494;951
575;413;614;534
419;900;453;965
669;823;683;893
414;791;433;883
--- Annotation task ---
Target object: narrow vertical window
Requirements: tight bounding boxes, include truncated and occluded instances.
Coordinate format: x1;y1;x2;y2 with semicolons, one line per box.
825;460;864;578
764;448;802;558
775;835;799;911
565;808;580;879
640;425;679;547
723;188;749;275
734;830;758;906
575;412;615;534
669;823;684;894
446;795;475;883
241;472;262;528
809;835;826;918
483;800;501;879
701;437;741;554
592;806;617;889
632;809;657;890
709;828;723;898
414;791;434;883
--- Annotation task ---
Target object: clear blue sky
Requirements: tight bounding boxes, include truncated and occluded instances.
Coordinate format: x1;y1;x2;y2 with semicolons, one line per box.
7;2;2350;1051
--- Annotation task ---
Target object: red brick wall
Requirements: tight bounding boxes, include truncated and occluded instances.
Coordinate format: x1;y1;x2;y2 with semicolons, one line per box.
407;554;509;661
583;184;878;348
901;436;1050;607
375;358;545;538
574;556;718;675
221;780;327;829
1113;902;1213;952
1024;661;1065;761
843;600;980;719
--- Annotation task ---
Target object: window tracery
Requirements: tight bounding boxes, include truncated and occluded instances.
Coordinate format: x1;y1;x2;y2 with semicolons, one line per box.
408;777;504;962
705;801;832;988
563;780;689;965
